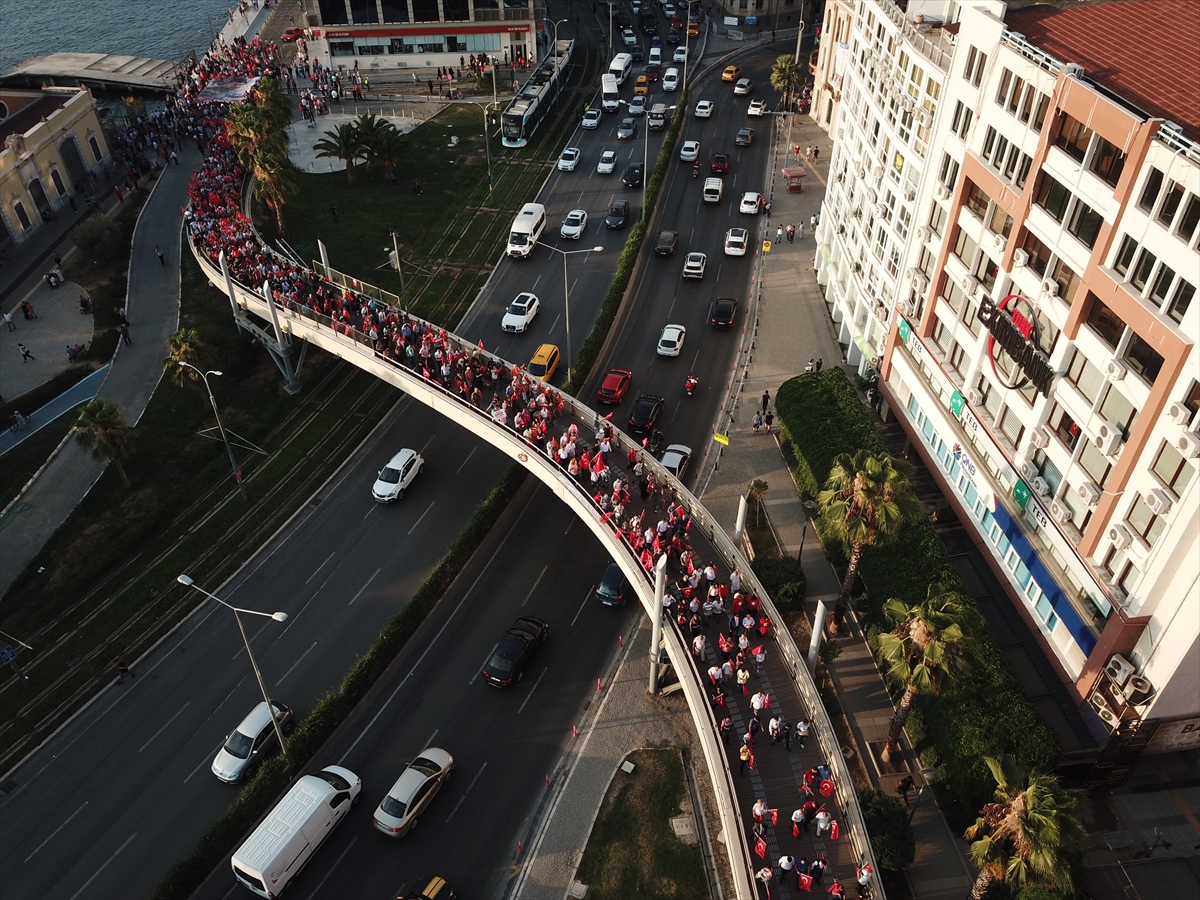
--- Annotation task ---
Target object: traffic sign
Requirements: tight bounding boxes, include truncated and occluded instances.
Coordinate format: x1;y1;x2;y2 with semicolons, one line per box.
0;645;16;665
762;240;772;253
714;433;729;446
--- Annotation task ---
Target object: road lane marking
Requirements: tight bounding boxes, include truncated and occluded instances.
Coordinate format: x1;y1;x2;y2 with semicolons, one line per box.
70;832;136;899
24;801;88;862
445;762;488;823
348;568;382;606
407;500;436;535
456;446;478;473
420;434;437;454
276;642;318;687
337;499;531;765
305;835;356;899
362;504;376;520
563;518;574;536
422;728;439;751
570;585;593;627
184;740;227;785
522;565;548;606
305;551;336;584
547;313;561;334
468;645;498;687
517;668;548;715
138;702;191;753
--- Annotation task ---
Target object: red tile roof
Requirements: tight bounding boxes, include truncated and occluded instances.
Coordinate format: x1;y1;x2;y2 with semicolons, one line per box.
1006;0;1200;141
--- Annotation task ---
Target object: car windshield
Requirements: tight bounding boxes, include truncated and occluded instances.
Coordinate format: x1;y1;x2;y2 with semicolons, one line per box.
409;757;442;776
529;361;548;376
313;770;351;791
509;233;529;247
380;795;408;818
223;730;253;759
377;466;401;484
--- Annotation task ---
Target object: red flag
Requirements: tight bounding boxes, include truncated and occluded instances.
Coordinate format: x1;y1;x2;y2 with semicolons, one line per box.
477;338;485;350
797;872;813;892
748;752;756;770
830;819;840;840
792;821;800;837
751;645;763;656
754;835;767;859
763;693;771;708
819;779;834;797
769;808;779;826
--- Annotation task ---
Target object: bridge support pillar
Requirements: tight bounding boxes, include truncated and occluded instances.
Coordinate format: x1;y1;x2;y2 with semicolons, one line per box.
807;599;827;674
732;494;748;546
217;252;305;394
649;554;667;695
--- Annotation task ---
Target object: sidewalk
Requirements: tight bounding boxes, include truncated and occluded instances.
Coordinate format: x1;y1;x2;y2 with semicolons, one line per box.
697;113;976;898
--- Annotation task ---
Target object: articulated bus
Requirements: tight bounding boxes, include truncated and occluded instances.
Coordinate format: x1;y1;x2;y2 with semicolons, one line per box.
501;39;574;149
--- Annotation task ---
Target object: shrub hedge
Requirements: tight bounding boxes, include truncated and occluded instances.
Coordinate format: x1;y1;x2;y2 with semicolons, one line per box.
858;786;915;872
152;464;528;899
752;555;807;612
774;370;1059;825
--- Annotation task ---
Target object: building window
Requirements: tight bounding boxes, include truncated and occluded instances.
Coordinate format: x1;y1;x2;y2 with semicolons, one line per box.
1153;440;1195;495
1103;547;1141;593
1138;167;1164;212
977;376;1003;420
999;406;1026;446
989;205;1013;239
1014;153;1033;189
1126;493;1166;547
318;0;349;24
1167;279;1195;323
982;125;997;161
1112;234;1138;276
1021;231;1052;277
918;246;936;274
1089;136;1126;187
949;340;967;376
1085;298;1124;349
1032;93;1050;131
933;318;952;352
1178;195;1200;245
1099;385;1138;437
974;254;999;292
1007;77;1026;114
1056;113;1093;162
1123;332;1164;384
1035;174;1071;222
349;0;379;23
1066;349;1104;404
930;204;948;237
381;0;410;22
1078;439;1113;484
953;228;978;268
1048;258;1081;304
963;300;983;337
1157;181;1185;227
412;0;440;22
995;68;1013;106
942;277;966;315
1131;248;1157;292
1049;403;1081;450
1066;200;1104;249
1150;263;1177;306
939;152;960;189
1184;380;1200;417
951;101;973;138
964;182;990;218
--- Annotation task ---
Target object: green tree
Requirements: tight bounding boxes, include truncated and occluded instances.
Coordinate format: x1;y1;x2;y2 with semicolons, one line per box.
748;478;769;527
817;450;922;635
965;757;1085;900
371;124;406;180
74;399;134;488
314;122;366;184
163;328;207;388
70;216;121;261
859;786;916;871
248;146;298;236
351;112;394;172
878;586;975;762
770;54;805;110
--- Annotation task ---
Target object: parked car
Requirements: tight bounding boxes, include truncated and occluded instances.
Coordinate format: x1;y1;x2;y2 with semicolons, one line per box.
482;617;549;687
740;191;764;214
372;448;424;502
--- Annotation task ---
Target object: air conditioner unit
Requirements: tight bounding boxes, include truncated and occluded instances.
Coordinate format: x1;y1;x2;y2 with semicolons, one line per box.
1063;63;1085;79
1088;691;1120;729
1020;460;1039;482
1030;426;1051;449
1104;654;1135;687
905;187;916;202
1106;360;1128;382
1126;675;1156;706
913;271;930;290
1076;481;1101;506
966;388;982;406
856;164;867;179
1147;488;1173;516
874;202;888;217
1042;278;1060;297
935;184;952;201
1108;523;1133;550
917;110;931;126
1050;500;1072;523
837;223;846;235
1012;249;1029;267
1032;476;1050;497
993;232;1008;250
873;165;885;181
874;304;890;324
903;97;916;113
961;274;982;298
1167;401;1193;426
1094;421;1123;456
1178;430;1200;459
916;224;933;241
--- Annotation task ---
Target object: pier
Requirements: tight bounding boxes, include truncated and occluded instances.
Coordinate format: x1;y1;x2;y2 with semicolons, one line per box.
1;53;177;95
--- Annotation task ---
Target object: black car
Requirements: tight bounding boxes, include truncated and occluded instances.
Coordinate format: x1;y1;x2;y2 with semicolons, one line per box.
605;199;630;229
735;127;755;146
666;26;681;44
627;393;665;434
482;616;549;688
622;164;644;187
709;297;739;328
630;44;645;61
654;230;678;257
642;13;658;34
594;562;630;607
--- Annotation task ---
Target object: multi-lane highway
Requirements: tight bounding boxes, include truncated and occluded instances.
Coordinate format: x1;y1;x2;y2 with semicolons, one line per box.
0;11;780;896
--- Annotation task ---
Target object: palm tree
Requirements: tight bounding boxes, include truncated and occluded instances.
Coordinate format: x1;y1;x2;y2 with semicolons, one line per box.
352;113;393;172
372;125;405;181
770;54;805;111
965;757;1085;900
748;478;769;527
877;586;975;762
74;399;134;488
314;123;366;184
163;328;206;387
817;450;923;635
249;147;298;236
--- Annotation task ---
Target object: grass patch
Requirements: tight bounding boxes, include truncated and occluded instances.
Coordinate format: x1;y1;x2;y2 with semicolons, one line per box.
0;408;81;509
576;747;708;900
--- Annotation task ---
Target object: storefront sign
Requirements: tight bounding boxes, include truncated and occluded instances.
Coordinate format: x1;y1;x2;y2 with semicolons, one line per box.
978;293;1055;397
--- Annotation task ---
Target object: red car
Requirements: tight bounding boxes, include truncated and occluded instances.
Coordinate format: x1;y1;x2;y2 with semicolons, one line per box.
710;152;729;173
597;368;633;405
281;26;305;41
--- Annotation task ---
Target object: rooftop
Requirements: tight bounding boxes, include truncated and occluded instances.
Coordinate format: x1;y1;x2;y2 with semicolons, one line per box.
0;90;71;147
1005;0;1200;141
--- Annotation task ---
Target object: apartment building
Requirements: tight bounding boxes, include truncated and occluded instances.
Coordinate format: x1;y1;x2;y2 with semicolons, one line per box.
852;0;1199;761
807;0;855;136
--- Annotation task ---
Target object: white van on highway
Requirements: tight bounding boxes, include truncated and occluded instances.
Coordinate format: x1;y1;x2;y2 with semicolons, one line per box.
608;52;633;85
601;73;620;111
507;203;547;258
703;177;724;203
231;765;361;898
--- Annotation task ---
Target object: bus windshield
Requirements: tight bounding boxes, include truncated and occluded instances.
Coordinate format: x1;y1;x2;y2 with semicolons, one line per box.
502;114;522;142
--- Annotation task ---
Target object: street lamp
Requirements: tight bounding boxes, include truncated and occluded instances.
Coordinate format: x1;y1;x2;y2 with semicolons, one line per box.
478;104;495;192
619;99;677;225
908;766;939;823
177;574;292;769
179;362;247;500
797;498;817;560
536;242;603;379
551;17;568;51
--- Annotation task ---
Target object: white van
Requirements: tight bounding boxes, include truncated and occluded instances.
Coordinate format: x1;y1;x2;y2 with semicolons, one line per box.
662;67;680;92
601;73;620;112
648;46;662;67
608;53;633;85
703;177;724;203
507;202;547;258
231;765;362;898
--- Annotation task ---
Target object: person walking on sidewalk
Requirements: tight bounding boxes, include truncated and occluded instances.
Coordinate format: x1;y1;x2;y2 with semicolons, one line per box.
765;410;774;432
155;245;165;266
776;225;784;244
739;742;751;775
896;774;915;806
3;311;14;331
115;658;135;684
761;389;771;412
786;223;795;243
796;716;811;749
120;323;131;345
18;342;35;362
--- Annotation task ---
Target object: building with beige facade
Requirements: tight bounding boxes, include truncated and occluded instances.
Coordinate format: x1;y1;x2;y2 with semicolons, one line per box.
816;0;1199;769
0;86;110;248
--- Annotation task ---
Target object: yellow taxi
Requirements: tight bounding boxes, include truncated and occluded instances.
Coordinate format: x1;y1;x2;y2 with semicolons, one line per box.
633;74;649;96
721;65;743;82
528;344;561;381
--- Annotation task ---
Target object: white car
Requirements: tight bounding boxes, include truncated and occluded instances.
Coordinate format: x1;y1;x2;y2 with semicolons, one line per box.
673;46;688;64
694;100;714;118
740;191;764;214
657;324;687;357
682;252;707;279
629;95;647;116
582;108;602;129
501;291;540;332
211;701;294;783
371;448;424;502
748;99;767;116
660;444;691;478
557;147;581;171
733;77;754;95
373;747;454;837
724;227;749;256
597;149;617;174
622;27;638;47
662;68;679;92
560;209;588;239
679;140;700;162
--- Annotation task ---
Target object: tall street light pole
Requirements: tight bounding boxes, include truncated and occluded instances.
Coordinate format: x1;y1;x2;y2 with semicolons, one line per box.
177;574;291;768
179;362;247;500
537;242;603;380
479;104;495;192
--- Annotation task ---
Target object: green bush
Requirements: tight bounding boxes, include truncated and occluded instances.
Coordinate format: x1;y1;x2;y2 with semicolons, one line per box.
774;370;1060;825
859;786;915;871
752;556;807;612
71;215;122;261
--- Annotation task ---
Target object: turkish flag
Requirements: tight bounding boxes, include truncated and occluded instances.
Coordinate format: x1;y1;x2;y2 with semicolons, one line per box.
830;819;840;840
763;693;770;708
748;752;756;770
751;645;763;656
754;835;768;859
477;338;485;350
793;821;800;837
797;873;813;892
819;779;834;797
769;808;779;826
